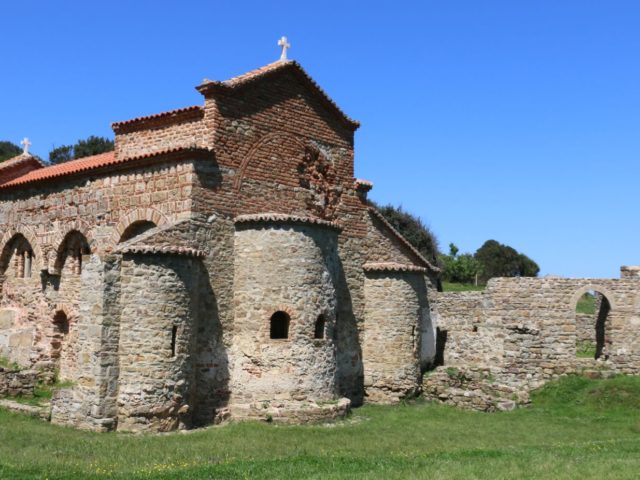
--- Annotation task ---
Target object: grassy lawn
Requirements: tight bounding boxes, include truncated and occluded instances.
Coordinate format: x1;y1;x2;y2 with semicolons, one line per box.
442;282;485;292
1;375;640;479
576;293;596;314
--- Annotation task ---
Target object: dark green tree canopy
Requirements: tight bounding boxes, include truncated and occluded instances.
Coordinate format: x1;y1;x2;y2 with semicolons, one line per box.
474;239;539;282
370;202;439;263
0;141;22;162
49;136;114;164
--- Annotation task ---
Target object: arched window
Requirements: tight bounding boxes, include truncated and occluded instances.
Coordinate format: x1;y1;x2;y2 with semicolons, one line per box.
314;314;326;339
270;311;290;339
55;231;90;275
0;234;35;279
119;221;157;243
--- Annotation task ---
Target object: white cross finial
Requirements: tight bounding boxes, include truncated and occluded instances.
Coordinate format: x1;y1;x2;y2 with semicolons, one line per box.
20;137;32;155
278;36;290;61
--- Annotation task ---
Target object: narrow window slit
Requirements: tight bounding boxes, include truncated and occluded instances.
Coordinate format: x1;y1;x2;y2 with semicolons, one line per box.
314;314;326;339
171;325;178;357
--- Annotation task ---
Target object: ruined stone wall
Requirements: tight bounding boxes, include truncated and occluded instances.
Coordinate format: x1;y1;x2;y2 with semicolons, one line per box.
434;277;640;389
0;367;37;397
433;291;503;367
230;221;341;420
363;271;428;403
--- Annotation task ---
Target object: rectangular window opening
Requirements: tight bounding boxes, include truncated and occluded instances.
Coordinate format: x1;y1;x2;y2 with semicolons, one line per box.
171;325;177;357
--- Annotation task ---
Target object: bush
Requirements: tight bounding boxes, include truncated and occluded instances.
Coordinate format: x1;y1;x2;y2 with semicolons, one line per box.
370;202;439;262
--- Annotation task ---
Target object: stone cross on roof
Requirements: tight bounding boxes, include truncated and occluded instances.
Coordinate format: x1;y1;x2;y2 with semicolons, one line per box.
21;137;32;155
278;36;290;61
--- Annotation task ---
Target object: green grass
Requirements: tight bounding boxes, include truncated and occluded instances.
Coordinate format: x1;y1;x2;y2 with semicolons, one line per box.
576;341;597;359
442;282;485;292
576;294;596;314
0;355;21;370
1;375;640;479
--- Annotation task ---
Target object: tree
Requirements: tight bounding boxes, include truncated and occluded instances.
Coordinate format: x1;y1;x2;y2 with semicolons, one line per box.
0;141;22;162
49;136;114;164
48;145;74;165
370;202;439;263
439;243;480;284
474;239;539;283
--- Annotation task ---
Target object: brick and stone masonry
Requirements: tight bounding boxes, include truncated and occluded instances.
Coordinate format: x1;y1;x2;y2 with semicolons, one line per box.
0;59;439;431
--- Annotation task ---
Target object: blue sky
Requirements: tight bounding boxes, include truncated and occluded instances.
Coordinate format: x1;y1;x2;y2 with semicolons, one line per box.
1;1;638;278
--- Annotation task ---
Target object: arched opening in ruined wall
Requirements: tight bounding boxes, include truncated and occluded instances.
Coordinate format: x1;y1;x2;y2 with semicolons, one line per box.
574;290;611;360
119;220;157;243
51;310;73;380
0;234;35;279
54;231;90;276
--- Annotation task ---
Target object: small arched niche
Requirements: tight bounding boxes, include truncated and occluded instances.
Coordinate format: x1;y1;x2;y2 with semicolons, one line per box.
270;311;290;339
0;233;35;279
54;231;90;275
119;220;157;243
574;290;611;360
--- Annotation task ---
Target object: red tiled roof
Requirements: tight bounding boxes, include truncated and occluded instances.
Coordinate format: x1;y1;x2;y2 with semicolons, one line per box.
0;151;116;188
111;106;203;131
197;60;360;129
0;147;211;189
0;153;46;171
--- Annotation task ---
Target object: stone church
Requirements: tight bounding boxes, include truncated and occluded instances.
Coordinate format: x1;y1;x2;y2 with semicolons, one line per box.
0;56;439;431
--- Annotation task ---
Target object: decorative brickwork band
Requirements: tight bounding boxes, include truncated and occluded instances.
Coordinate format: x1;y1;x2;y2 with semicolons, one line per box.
234;213;342;231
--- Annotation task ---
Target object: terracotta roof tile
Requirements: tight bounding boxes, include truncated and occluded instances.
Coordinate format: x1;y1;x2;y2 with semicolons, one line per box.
0;147;211;189
1;151;116;188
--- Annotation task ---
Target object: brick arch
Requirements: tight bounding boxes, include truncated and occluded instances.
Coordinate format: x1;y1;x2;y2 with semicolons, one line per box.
233;131;308;192
51;303;78;323
0;226;44;272
109;208;170;247
51;230;91;275
569;284;618;312
44;219;98;268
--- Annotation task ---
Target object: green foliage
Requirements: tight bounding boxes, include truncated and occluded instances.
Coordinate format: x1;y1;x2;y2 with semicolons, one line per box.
576;341;597;359
576;293;596;314
48;135;114;164
0;356;20;371
0;141;22;162
2;376;640;478
370;202;439;262
474;239;540;283
48;145;74;164
439;243;480;284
